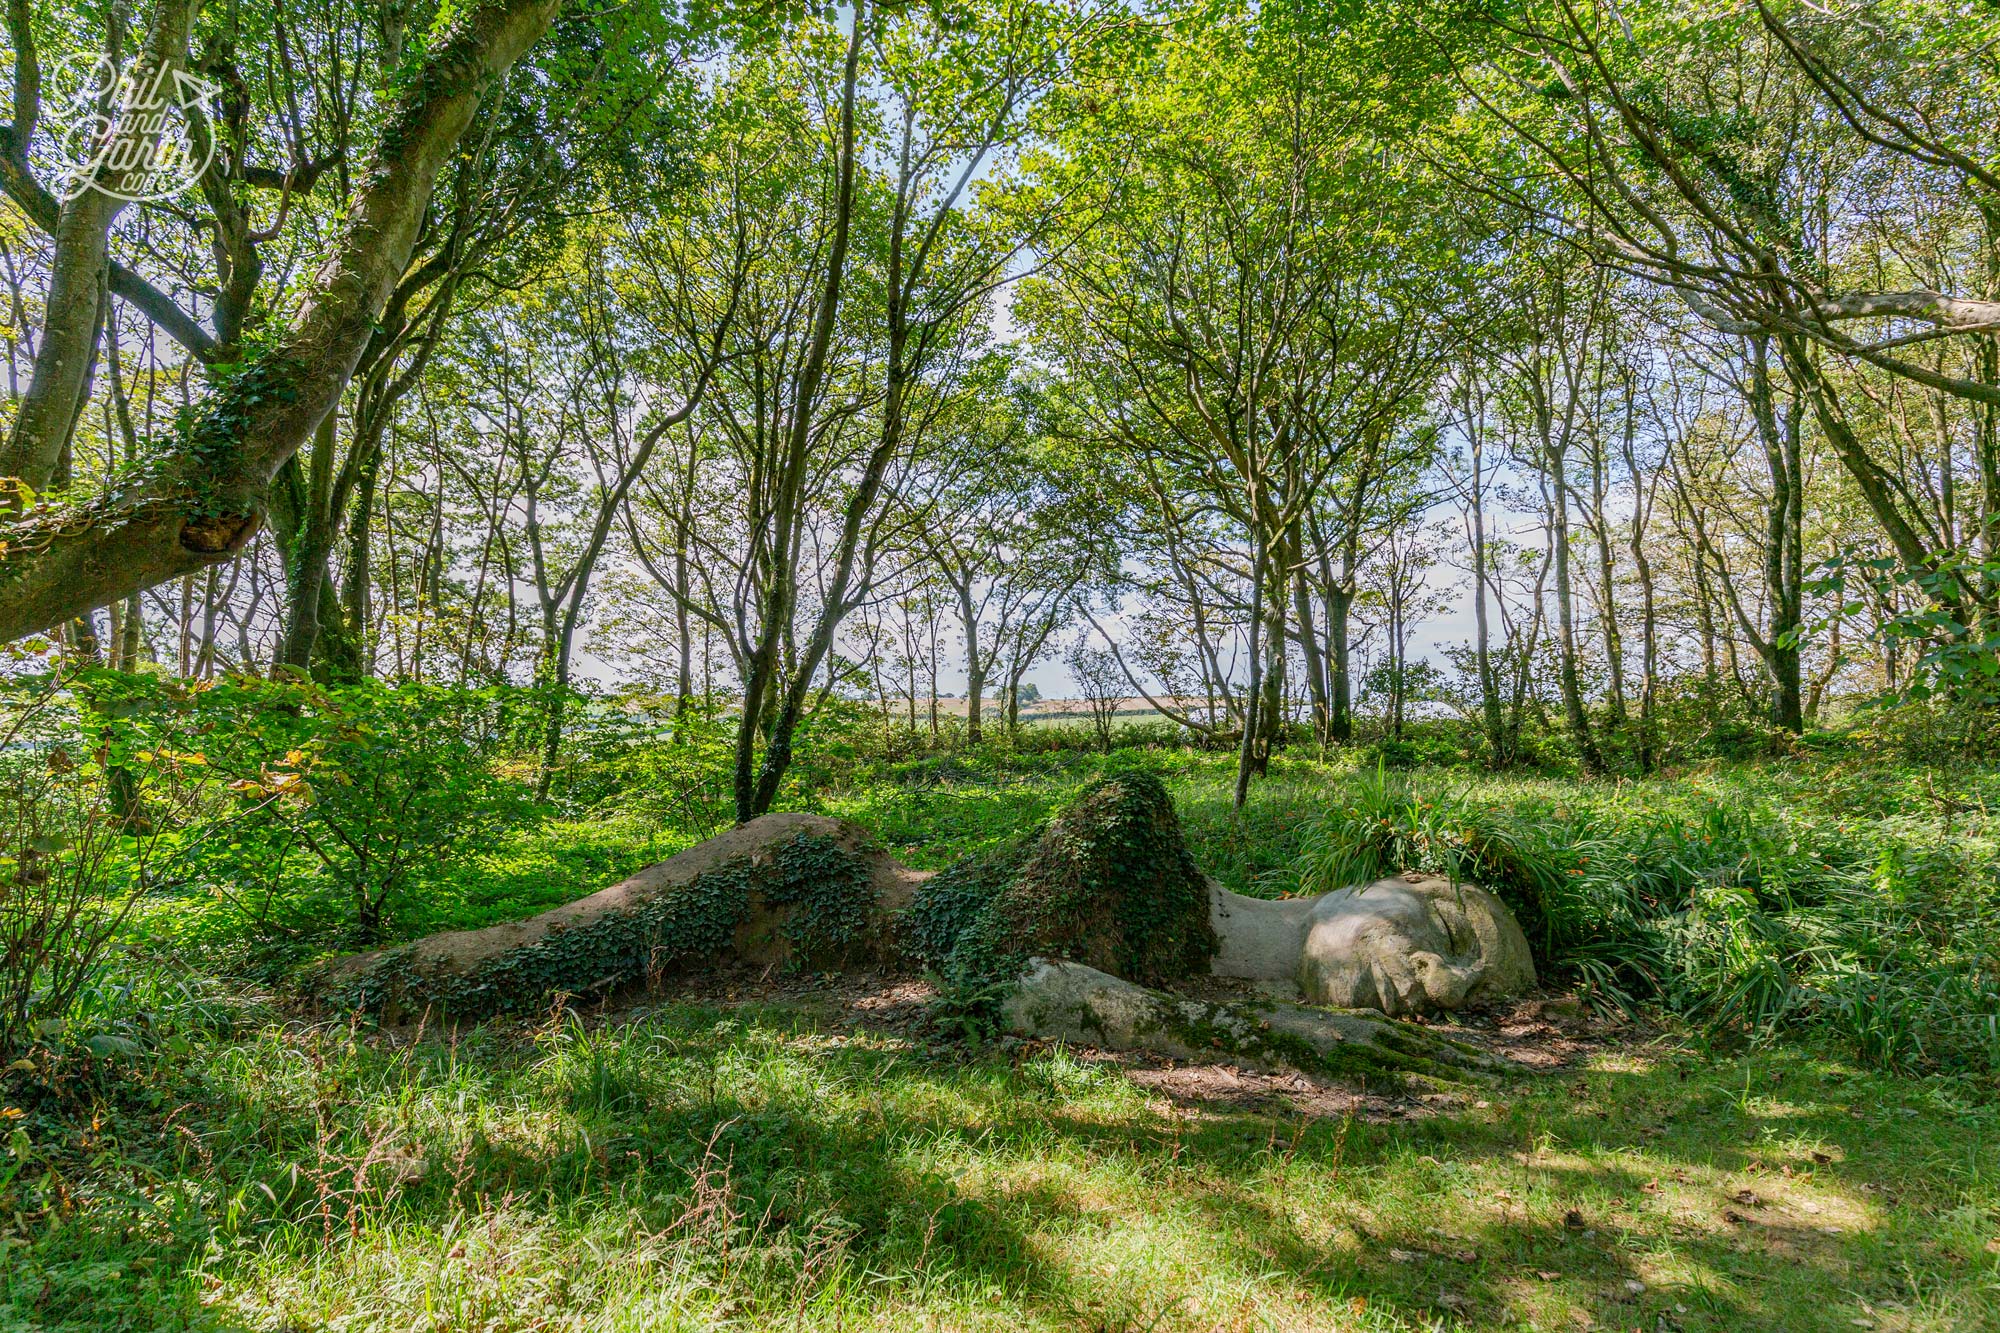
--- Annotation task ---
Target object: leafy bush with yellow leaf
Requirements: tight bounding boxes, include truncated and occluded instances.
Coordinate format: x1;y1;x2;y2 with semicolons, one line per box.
77;673;532;958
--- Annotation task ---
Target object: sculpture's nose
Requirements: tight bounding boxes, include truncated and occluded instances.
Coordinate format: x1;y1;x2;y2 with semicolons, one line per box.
1411;951;1476;1007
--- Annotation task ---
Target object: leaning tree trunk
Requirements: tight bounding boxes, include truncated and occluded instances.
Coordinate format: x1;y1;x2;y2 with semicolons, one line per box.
0;0;565;642
2;0;201;495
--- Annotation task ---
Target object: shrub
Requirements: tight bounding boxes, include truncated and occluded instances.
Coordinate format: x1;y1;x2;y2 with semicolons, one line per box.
83;673;532;956
1362;738;1420;770
1856;699;2000;766
0;757;133;1061
556;698;734;834
0;676;208;1060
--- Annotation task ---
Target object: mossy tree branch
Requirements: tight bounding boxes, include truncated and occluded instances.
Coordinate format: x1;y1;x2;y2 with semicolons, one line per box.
0;0;564;642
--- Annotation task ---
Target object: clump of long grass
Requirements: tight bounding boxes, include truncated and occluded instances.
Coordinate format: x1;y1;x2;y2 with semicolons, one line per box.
1293;764;2000;1075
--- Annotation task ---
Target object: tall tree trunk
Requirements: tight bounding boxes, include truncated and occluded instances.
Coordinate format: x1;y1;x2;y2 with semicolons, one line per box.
1753;337;1805;732
106;599;126;670
1326;583;1354;745
119;593;143;667
1469;439;1506;765
1548;473;1604;775
1590;388;1627;727
341;444;382;677
1292;574;1329;749
1250;522;1291;776
176;574;193;677
2;0;199;494
952;573;985;745
733;10;865;823
1978;203;2000;621
1623;452;1659;775
273;417;340;674
673;462;696;719
192;563;219;677
1232;529;1266;811
535;610;572;802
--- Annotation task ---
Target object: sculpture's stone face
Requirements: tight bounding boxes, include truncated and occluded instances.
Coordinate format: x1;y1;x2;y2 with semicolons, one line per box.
1209;874;1536;1017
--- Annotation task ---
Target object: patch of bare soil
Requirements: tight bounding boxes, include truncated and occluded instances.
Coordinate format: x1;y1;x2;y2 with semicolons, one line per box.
1426;995;1623;1072
1081;985;1620;1122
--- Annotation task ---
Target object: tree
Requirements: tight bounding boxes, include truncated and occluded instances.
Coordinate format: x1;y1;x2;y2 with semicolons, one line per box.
1449;0;2000;629
906;363;1097;743
0;0;565;640
1066;634;1123;752
1018;0;1463;803
730;0;1108;820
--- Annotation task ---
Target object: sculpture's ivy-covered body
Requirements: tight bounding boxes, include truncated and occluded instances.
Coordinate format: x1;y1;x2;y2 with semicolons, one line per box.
326;777;1533;1085
904;771;1218;1022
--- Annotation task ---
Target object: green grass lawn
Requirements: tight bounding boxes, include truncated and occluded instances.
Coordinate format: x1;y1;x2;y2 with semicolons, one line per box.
8;997;1995;1332
812;750;1351;892
10;744;2000;1331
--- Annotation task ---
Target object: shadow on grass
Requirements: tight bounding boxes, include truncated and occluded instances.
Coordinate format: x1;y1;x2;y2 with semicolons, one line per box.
12;1001;1993;1332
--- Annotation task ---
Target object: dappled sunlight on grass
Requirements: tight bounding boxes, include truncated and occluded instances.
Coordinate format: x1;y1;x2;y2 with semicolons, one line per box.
9;995;1993;1332
14;748;2000;1330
